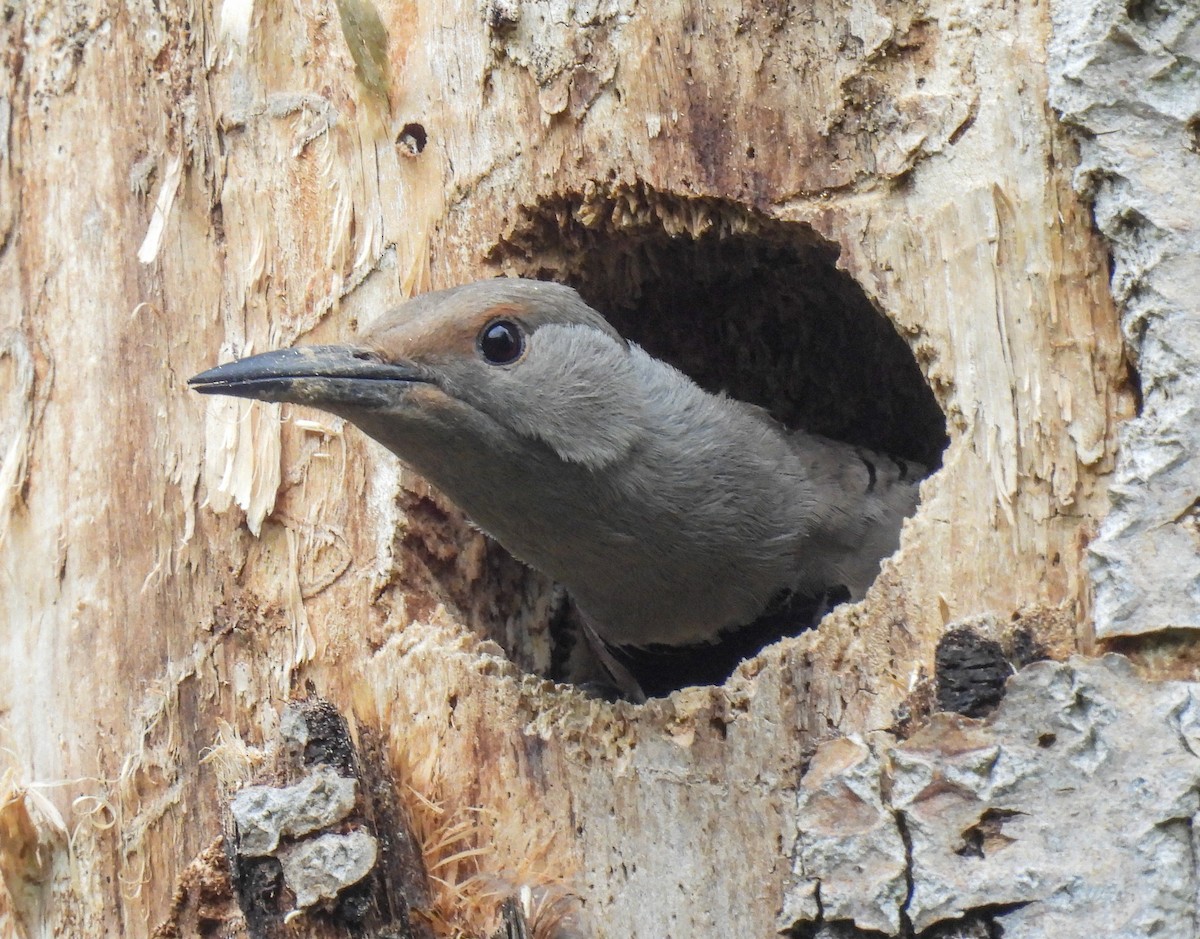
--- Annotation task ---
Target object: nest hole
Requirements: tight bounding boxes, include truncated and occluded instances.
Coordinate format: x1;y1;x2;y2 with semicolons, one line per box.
472;183;947;696
491;184;946;466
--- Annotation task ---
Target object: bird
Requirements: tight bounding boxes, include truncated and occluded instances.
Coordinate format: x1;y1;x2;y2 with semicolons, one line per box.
189;278;925;700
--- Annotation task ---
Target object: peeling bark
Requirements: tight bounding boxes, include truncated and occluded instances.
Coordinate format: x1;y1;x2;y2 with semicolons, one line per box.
783;657;1200;938
0;0;1179;935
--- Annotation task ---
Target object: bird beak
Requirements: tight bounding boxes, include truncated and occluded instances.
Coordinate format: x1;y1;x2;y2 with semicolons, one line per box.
188;345;429;409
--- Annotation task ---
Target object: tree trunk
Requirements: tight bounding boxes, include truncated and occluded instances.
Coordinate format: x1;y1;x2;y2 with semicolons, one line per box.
0;0;1194;936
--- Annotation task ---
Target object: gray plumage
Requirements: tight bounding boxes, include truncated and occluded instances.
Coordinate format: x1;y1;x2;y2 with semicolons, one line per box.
190;278;923;655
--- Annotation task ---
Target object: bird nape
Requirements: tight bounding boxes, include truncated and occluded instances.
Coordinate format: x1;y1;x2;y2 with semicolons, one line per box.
190;277;925;701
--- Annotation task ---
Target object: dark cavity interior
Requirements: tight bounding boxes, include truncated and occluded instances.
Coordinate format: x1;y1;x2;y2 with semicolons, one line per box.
467;182;949;696
490;184;947;467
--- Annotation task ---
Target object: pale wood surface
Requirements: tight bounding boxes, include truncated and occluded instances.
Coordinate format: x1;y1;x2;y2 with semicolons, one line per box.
0;0;1142;935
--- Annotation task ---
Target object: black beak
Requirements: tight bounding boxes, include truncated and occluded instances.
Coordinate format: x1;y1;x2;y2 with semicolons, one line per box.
188;346;429;409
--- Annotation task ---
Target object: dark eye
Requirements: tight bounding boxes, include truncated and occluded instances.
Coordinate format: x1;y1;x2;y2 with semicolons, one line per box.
478;319;524;365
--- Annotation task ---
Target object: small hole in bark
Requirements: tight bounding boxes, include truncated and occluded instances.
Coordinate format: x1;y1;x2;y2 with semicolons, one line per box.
1038;732;1057;748
954;807;1024;859
1124;0;1173;25
396;123;427;156
440;181;949;697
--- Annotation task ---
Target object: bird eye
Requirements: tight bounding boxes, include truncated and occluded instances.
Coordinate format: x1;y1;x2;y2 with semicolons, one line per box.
478;319;524;365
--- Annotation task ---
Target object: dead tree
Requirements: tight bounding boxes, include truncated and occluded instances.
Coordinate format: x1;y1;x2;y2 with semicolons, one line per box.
1;0;1196;935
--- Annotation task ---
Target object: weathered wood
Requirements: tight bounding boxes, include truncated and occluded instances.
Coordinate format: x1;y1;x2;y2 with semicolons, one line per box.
2;0;1189;935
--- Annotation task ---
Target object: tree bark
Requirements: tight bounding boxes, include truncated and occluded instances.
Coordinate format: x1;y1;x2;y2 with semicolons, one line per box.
0;0;1193;936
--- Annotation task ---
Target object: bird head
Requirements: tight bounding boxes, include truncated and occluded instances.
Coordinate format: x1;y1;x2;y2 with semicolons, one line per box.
189;279;646;470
